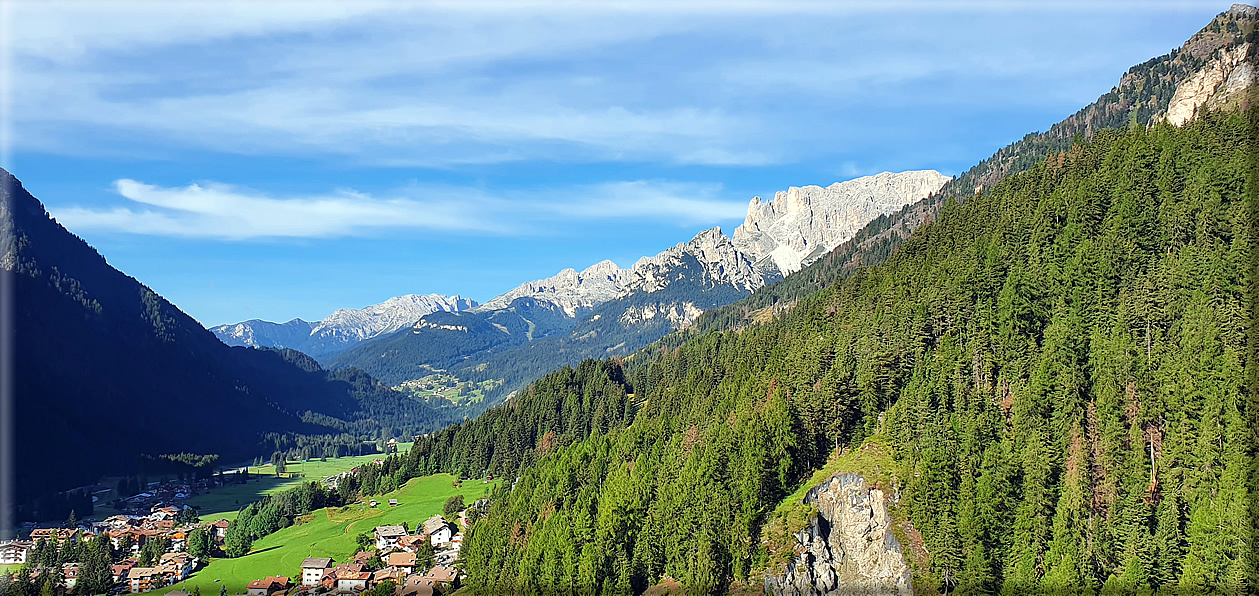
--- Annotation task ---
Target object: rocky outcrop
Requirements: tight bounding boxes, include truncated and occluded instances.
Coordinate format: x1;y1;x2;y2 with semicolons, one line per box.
475;260;630;316
765;473;912;596
1163;42;1257;126
616;301;704;329
733;171;949;276
478;227;771;319
626;227;767;294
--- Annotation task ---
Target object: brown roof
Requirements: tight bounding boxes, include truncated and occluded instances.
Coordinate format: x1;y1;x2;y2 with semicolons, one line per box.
247;576;290;590
371;567;400;582
301;557;334;569
399;576;435;596
421;566;457;583
160;552;191;565
386;551;416;567
337;563;363;573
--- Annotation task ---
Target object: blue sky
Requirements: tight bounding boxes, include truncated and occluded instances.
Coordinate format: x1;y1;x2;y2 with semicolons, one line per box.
1;0;1225;326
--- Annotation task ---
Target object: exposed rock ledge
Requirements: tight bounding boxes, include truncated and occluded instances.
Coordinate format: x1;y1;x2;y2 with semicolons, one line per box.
764;473;912;596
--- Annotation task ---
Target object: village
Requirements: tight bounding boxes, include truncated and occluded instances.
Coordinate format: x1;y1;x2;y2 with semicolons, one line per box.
237;506;469;596
0;486;476;596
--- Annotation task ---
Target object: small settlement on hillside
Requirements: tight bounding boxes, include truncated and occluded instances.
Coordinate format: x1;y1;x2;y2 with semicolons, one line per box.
247;511;465;596
0;502;211;592
1;499;476;596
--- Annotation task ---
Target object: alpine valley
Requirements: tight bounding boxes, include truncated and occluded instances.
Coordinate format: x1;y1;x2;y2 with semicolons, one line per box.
3;5;1258;596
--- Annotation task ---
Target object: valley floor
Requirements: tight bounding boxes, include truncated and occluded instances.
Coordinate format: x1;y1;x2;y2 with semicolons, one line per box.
159;473;494;595
184;447;414;522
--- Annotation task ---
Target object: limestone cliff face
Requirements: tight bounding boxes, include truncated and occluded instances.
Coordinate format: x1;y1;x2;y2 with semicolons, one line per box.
733;171;948;276
627;227;766;294
474;259;630;316
1163;41;1257;126
765;473;912;596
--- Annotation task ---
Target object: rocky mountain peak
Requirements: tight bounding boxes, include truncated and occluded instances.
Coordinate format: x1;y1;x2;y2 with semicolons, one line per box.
475;260;631;316
626;226;765;294
1230;3;1258;17
733;170;949;275
212;293;476;360
582;259;625;279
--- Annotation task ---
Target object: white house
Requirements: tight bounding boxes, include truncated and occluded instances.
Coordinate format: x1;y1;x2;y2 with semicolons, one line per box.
128;567;163;593
300;557;334;586
0;540;32;564
422;516;452;547
158;552;197;581
336;571;370;592
386;551;417;575
374;525;407;550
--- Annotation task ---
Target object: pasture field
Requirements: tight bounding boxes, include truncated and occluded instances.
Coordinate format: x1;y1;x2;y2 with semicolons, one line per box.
187;445;412;521
161;473;495;595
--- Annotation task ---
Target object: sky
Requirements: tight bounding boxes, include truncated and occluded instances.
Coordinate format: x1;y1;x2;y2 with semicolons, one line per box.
0;0;1228;326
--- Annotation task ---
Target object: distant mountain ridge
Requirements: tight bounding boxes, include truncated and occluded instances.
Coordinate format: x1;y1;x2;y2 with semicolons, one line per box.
212;293;476;361
680;2;1259;337
462;170;946;322
474;260;627;316
327;172;946;399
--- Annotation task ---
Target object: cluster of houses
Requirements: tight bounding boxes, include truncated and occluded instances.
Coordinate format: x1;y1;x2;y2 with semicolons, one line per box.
114;481;202;514
0;503;225;593
243;514;466;596
4;485;479;596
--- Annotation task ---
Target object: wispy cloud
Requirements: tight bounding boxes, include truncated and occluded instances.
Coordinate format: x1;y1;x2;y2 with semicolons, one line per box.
49;178;747;240
7;1;1213;167
556;181;747;222
52;180;503;239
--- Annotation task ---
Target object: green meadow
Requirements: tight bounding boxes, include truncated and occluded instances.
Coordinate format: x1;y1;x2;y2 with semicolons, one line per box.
187;446;412;522
162;473;494;595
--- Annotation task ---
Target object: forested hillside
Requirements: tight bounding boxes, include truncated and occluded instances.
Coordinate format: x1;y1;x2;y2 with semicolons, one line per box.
0;170;458;521
686;4;1259;337
392;110;1255;593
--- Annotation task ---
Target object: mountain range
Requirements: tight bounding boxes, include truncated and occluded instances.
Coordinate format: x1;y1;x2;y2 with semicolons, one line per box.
226;170;950;407
372;6;1259;594
211;294;477;361
9;2;1255;539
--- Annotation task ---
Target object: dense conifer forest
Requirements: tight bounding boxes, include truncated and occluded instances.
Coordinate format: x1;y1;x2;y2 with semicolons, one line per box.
379;110;1257;593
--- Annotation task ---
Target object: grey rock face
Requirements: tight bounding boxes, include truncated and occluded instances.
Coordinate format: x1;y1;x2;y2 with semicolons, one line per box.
1162;42;1256;126
765;473;912;596
626;227;767;294
477;227;772;318
474;260;630;316
733;171;948;276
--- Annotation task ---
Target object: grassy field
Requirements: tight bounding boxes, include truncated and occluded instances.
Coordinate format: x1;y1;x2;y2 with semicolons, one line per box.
186;446;412;522
160;474;493;595
397;374;499;405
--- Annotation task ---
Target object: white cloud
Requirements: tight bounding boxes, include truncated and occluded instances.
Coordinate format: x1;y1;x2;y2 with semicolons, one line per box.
48;178;747;240
558;181;747;223
52;179;502;239
3;0;1222;166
